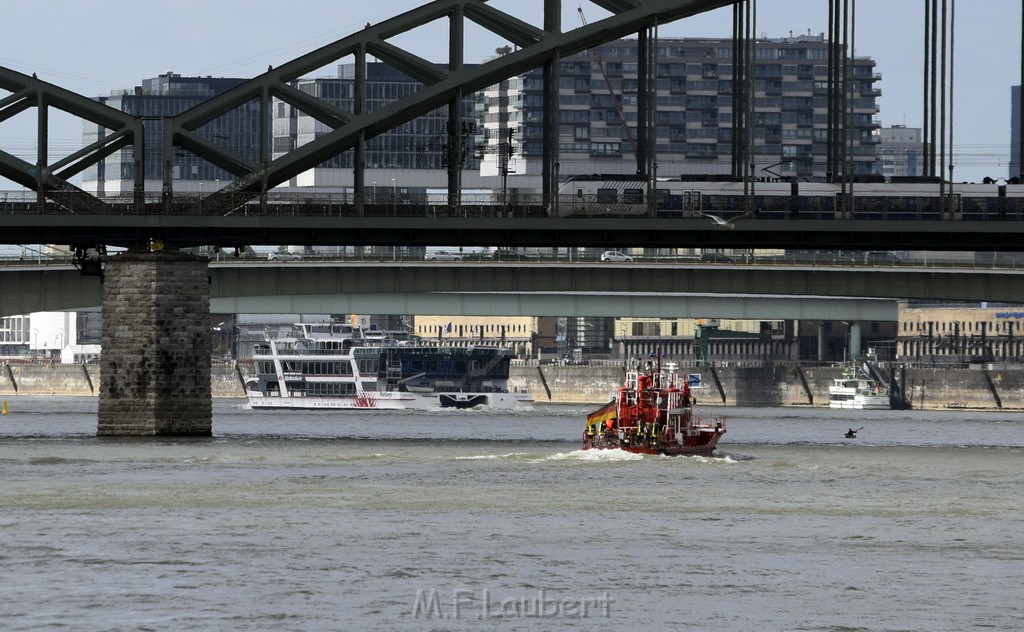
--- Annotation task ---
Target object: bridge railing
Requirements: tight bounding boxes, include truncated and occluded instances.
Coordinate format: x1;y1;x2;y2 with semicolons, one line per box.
3;190;1024;221
5;247;1024;270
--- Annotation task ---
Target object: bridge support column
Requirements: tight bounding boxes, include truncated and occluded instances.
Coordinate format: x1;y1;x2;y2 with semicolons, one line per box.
817;323;827;361
849;322;862;358
98;252;212;436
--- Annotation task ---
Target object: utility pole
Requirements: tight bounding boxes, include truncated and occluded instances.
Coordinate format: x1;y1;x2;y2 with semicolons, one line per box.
501;127;516;217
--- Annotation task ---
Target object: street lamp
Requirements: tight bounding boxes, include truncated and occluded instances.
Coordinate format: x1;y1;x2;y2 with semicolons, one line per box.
392;178;397;216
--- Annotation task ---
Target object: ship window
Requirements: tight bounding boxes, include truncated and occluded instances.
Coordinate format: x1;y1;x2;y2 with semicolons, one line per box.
426;361;438;374
357;359;378;374
454;361;467;374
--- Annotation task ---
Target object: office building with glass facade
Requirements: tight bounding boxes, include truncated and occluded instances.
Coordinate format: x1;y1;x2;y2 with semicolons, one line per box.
83;72;251;194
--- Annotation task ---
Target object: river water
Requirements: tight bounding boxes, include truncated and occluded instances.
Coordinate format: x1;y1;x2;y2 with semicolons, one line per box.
0;397;1021;631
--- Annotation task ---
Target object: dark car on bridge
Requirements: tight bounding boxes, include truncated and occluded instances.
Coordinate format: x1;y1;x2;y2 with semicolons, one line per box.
698;251;736;263
491;248;532;261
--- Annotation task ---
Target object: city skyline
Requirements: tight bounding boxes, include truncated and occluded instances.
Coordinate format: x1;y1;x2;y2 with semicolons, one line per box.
1;0;1021;184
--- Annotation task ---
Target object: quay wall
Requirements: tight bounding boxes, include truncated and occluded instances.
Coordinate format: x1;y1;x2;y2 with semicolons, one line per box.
1;363;244;398
509;364;1024;411
4;362;1024;411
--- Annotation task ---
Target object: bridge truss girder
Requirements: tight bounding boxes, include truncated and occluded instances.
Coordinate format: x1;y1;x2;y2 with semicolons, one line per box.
166;0;734;213
0;66;144;213
1;0;736;220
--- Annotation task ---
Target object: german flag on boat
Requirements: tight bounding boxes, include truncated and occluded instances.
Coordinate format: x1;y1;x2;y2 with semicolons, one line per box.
586;400;617;429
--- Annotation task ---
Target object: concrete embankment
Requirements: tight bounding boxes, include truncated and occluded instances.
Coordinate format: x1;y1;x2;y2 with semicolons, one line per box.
4;361;1024;411
1;362;244;398
509;363;1024;411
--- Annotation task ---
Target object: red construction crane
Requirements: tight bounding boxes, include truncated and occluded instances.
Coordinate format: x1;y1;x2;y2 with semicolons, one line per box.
578;5;638;155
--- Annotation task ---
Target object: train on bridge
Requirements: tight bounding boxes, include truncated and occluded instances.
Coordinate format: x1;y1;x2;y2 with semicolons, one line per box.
3;175;1023;222
552;175;1024;221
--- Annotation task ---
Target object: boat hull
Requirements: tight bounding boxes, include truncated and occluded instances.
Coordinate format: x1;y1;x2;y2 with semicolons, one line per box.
583;430;725;457
585;443;722;457
246;390;532;411
828;398;891;410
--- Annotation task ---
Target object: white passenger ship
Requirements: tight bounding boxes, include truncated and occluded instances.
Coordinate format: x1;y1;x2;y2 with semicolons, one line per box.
244;322;532;410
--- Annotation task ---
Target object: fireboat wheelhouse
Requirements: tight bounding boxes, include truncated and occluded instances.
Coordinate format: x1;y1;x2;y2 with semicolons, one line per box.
583;361;725;457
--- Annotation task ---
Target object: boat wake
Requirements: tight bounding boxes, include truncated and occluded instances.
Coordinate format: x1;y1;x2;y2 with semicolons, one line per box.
547;449;645;461
454;452;531;460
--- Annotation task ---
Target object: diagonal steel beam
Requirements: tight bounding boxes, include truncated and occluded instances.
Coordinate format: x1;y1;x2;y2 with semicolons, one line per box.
463;3;546;47
365;40;448;86
175;129;256;178
0;93;34;121
589;0;642;13
51;128;133;179
270;83;350;129
0;151;37;189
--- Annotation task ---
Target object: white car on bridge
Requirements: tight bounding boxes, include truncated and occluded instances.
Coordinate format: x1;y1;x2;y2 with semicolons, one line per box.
600;250;634;262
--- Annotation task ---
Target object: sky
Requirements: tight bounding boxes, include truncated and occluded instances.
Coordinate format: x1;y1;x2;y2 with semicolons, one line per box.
0;0;1021;185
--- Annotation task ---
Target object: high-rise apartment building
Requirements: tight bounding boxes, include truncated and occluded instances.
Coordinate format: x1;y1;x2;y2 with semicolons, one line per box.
875;125;922;178
272;63;490;191
481;34;881;188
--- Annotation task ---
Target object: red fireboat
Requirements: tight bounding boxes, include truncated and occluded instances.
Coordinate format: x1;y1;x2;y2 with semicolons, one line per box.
583;360;725;457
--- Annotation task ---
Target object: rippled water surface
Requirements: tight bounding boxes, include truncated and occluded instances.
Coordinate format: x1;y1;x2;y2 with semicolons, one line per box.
1;397;1021;631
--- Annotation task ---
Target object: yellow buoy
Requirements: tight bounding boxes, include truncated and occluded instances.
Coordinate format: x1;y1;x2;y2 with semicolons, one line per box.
1;401;7;415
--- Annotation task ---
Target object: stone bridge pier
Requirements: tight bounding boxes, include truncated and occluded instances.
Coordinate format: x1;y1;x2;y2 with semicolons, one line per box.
97;251;212;435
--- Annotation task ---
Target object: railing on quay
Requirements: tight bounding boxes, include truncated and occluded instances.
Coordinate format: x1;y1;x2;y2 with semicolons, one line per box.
513;357;1024;371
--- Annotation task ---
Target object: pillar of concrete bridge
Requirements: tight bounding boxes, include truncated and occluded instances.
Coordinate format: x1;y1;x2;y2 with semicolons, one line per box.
817;323;827;361
97;251;212;436
849;322;862;359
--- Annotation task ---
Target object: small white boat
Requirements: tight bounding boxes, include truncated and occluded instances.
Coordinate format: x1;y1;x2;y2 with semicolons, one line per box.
828;362;891;410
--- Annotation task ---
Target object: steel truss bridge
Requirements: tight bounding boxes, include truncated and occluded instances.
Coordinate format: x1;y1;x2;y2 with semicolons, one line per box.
2;0;1022;254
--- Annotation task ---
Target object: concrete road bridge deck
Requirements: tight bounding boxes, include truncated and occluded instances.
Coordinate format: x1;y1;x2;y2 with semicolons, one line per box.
4;258;1023;319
